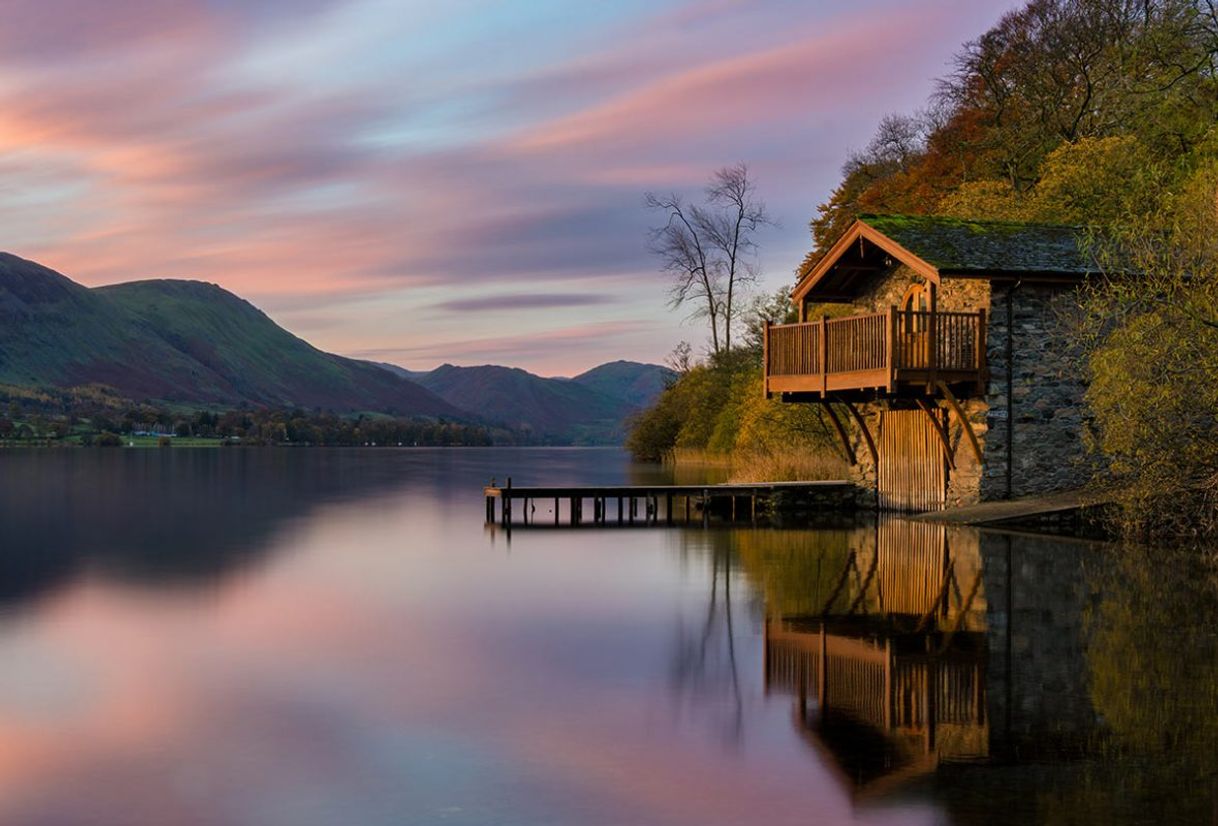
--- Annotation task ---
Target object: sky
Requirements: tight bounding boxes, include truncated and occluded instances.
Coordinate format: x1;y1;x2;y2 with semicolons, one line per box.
0;0;1019;376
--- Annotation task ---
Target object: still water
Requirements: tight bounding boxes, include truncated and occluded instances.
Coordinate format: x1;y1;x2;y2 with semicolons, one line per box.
0;448;1215;825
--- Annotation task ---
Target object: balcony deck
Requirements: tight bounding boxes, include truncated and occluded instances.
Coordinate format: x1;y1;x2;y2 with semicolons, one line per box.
764;309;986;401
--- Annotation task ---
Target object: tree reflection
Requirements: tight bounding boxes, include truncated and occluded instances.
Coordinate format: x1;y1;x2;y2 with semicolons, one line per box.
1069;542;1218;823
669;529;745;746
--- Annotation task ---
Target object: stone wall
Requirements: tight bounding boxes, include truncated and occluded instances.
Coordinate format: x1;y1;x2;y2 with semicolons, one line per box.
979;531;1104;756
811;267;1090;507
980;283;1094;500
815;263;991;316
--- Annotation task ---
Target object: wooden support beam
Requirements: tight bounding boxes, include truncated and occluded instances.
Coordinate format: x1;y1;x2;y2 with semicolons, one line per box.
819;315;829;395
837;398;878;466
937;381;983;465
915;398;956;471
763;319;772;399
818;401;856;465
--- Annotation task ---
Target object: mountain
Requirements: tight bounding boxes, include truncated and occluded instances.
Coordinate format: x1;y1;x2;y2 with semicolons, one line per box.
388;360;675;444
375;362;429;383
0;253;460;416
411;364;633;444
570;360;674;408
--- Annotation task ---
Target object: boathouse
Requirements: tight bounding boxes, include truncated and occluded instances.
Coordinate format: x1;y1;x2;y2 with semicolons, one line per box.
763;215;1099;511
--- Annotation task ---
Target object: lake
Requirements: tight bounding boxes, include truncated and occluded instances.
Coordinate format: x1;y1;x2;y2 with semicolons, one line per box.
0;447;1215;825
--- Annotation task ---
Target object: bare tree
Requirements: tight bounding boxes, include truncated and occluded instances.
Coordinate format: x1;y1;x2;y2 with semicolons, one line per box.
843;113;927;180
646;164;773;354
645;192;723;353
665;340;694;374
701;163;773;352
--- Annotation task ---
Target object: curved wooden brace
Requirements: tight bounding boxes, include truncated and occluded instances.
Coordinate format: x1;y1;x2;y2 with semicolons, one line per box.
819;551;858;616
835;398;878;466
915;398;956;471
818;401;856;465
844;545;880;616
936;380;984;465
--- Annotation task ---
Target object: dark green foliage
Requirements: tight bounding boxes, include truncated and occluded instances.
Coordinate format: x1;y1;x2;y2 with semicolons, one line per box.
626;348;840;470
0;386;495;448
0;254;460;417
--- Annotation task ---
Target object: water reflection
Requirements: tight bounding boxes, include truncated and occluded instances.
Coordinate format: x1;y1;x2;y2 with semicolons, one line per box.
0;449;1215;824
0;449;419;607
730;521;989;795
711;519;1218;822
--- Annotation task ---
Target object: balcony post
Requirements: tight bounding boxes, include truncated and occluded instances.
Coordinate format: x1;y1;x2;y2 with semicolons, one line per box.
928;307;938;386
763;319;771;399
887;305;898;392
819;315;829;395
975;308;988;394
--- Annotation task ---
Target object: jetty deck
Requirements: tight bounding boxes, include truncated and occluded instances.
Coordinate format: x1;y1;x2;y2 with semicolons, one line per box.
913;487;1112;527
483;480;852;527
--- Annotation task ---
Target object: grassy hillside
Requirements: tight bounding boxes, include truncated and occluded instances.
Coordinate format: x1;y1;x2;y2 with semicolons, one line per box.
415;364;633;444
0;253;214;395
0;254;460;416
570;360;674;408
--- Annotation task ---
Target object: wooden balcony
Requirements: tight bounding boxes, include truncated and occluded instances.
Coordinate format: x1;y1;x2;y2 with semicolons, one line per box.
764;309;986;400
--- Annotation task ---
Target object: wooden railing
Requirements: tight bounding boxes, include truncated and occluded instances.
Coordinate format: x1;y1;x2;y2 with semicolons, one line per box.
765;623;987;733
766;320;821;377
764;308;985;395
826;313;888;373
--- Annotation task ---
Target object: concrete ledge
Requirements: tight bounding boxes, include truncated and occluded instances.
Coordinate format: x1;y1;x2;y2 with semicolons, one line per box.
913;487;1113;527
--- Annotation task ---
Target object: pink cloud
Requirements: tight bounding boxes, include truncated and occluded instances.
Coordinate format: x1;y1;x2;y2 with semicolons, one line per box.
0;0;1017;374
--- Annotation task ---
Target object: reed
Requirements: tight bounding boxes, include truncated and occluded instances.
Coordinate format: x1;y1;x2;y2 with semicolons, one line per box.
666;447;847;483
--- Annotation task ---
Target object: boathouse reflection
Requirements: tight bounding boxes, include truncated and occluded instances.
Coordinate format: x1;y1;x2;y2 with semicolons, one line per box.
759;520;988;793
735;518;1104;796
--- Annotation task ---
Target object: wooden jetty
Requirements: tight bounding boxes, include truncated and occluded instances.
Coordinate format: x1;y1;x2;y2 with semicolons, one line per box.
483;479;852;528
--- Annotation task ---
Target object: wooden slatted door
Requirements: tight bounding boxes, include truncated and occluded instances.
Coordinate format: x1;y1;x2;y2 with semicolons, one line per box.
877;409;947;512
875;519;949;615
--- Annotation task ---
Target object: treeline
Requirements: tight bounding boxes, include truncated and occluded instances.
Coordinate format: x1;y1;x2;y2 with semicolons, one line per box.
632;0;1218;534
149;409;494;447
626;294;846;481
0;385;494;447
805;0;1218;536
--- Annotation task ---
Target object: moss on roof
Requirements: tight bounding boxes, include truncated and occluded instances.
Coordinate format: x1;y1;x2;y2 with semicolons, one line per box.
859;214;1099;275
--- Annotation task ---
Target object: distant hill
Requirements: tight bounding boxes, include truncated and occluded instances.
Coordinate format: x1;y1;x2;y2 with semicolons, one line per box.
570;360;674;408
380;360;674;444
411;364;631;444
0;253;460;416
375;362;429;383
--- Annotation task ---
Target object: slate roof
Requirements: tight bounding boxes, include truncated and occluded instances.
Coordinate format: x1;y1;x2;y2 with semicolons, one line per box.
858;214;1100;276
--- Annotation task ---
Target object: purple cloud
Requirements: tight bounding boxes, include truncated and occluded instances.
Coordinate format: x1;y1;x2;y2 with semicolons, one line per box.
0;0;1019;374
433;293;618;312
